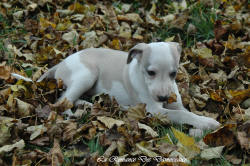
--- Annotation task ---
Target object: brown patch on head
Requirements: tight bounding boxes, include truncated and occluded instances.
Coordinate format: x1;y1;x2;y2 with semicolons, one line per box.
127;43;151;64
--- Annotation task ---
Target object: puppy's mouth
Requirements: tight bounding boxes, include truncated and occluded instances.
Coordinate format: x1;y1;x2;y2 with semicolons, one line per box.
156;92;177;104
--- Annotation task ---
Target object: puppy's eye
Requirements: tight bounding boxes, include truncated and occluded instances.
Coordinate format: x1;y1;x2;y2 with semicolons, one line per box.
170;71;177;78
147;70;156;76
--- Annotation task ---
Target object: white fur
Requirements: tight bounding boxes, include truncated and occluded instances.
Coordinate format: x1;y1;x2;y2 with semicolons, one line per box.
12;42;220;130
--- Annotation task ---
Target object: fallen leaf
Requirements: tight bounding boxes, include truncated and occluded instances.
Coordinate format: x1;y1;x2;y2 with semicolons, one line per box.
117;13;143;23
0;139;25;155
0;62;11;80
30;137;49;146
97;116;125;129
192;47;214;67
138;122;158;138
200;146;224;160
168;92;177;104
80;31;98;48
50;98;73;113
39;17;56;33
127;103;147;121
27;125;47;140
0;120;13;146
171;127;200;159
136;142;158;157
48;138;64;166
63;122;77;142
225;89;250;105
62;30;79;45
15;98;34;117
203;124;237;147
236;131;250;150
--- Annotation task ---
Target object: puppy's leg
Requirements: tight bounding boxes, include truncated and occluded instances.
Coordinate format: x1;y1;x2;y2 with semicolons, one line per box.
60;71;98;117
162;86;220;129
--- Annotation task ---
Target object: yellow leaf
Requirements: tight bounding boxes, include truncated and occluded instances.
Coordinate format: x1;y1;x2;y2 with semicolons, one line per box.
68;2;86;14
210;90;223;102
164;36;175;42
111;38;121;50
225;89;250;105
171;127;200;157
44;33;54;39
171;127;195;146
39;17;56;33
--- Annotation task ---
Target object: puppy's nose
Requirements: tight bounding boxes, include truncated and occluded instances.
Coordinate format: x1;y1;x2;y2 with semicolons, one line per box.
157;95;168;102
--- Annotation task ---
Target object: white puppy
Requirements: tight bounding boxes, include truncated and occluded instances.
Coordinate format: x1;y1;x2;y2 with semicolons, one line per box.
14;42;220;129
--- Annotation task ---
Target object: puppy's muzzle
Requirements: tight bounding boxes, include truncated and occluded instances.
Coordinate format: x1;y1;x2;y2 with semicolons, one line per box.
157;95;168;102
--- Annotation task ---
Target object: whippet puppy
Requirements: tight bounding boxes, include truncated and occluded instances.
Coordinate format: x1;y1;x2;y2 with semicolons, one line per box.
13;42;220;129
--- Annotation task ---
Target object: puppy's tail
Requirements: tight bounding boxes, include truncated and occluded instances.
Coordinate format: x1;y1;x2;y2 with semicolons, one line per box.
11;73;33;82
37;65;58;82
11;65;58;82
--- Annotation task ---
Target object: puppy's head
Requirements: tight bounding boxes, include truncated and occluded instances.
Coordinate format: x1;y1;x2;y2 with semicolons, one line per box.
127;42;181;103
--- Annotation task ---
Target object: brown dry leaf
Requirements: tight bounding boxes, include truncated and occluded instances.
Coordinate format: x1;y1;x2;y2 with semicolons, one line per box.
103;141;117;158
225;89;250;105
157;142;177;155
168;92;177;104
26;125;47;141
0;118;13;146
169;12;189;30
138;122;158;138
0;62;11;80
127;103;147;121
50;98;73;113
117;13;143;23
35;105;51;119
223;35;244;50
0;139;25;155
62;30;79;45
192;47;214;67
119;22;131;39
0;88;11;103
203;124;237;147
236;131;250;151
214;20;228;41
136;142;158;157
15;98;34;117
80;31;98;48
48;138;64;166
32;66;48;81
145;3;160;26
200;146;224;160
97;116;125;129
210;90;224;102
30;137;49;146
63;122;77;142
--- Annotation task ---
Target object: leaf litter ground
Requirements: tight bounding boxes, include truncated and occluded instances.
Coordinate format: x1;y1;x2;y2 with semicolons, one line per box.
0;0;249;165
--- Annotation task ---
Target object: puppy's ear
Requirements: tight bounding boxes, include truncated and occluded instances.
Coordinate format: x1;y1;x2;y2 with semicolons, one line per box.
168;42;182;65
127;43;147;64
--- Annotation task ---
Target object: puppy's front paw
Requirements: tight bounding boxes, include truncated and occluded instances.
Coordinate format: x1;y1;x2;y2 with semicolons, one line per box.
194;116;220;130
